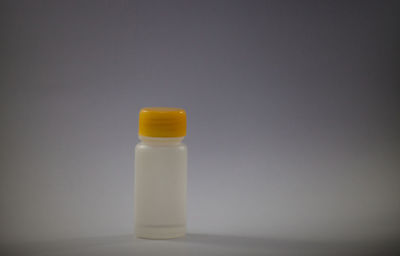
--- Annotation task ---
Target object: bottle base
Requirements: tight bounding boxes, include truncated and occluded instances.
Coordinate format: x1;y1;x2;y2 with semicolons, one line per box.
135;225;186;239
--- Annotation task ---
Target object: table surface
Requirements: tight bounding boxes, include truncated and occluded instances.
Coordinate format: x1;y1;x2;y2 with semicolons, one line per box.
2;233;398;256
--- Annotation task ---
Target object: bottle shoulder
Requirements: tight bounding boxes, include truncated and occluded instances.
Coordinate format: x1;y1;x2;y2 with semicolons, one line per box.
135;142;187;152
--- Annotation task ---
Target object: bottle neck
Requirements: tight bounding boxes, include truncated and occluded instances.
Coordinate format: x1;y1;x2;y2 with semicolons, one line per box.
139;135;184;146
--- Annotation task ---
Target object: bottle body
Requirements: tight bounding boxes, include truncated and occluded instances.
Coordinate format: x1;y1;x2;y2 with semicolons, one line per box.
134;136;187;239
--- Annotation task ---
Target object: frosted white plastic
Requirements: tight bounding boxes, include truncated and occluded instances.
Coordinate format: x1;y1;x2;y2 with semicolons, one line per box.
134;136;187;239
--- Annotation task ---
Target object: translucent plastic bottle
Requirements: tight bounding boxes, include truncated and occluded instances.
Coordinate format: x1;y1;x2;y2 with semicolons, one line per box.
134;107;187;239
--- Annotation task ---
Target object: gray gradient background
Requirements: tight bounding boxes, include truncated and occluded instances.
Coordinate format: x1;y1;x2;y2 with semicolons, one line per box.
1;0;400;255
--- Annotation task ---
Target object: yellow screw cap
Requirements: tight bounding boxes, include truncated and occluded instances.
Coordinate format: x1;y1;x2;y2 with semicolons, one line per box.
138;107;187;137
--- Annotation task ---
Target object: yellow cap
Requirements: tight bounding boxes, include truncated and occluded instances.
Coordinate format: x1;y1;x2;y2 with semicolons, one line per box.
138;107;187;137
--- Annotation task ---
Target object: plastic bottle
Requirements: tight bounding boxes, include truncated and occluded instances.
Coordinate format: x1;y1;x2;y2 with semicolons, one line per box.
134;107;187;239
